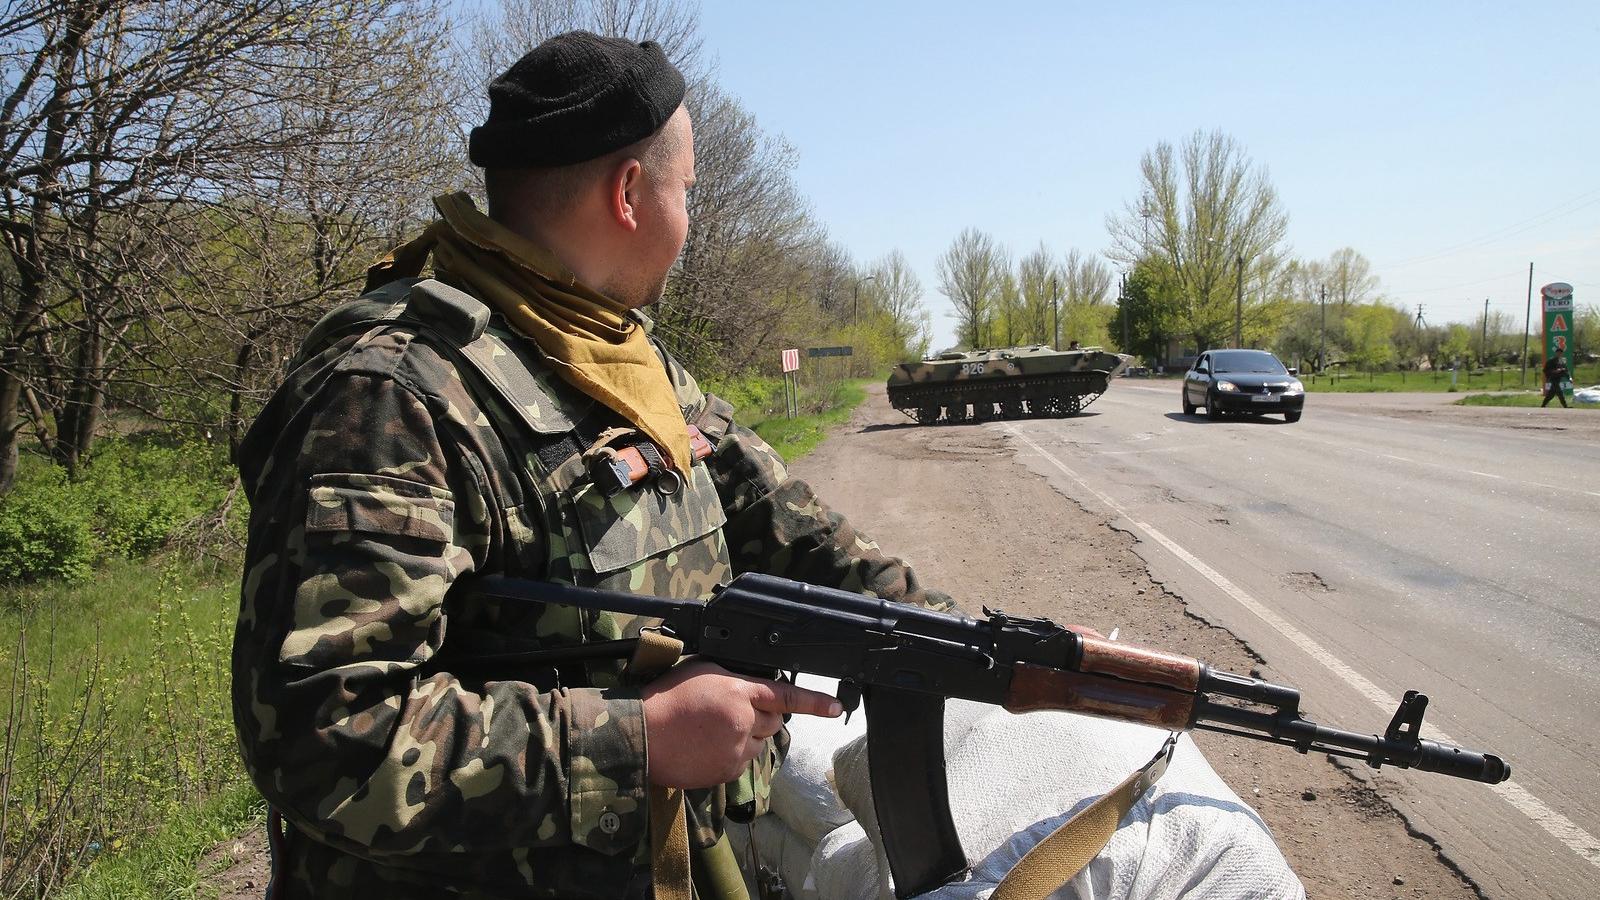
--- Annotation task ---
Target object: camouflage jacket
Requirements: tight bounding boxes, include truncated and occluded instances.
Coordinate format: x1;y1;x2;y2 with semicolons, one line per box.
233;279;951;898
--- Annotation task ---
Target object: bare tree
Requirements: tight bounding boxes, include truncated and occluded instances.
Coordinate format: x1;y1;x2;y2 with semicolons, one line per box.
866;249;929;357
1107;130;1290;351
1325;246;1380;308
1057;249;1114;347
1060;249;1113;308
470;0;705;114
0;0;462;491
936;228;1006;348
1016;244;1056;346
654;82;818;373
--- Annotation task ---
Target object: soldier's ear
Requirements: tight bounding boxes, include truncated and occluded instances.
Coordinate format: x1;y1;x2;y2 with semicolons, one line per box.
609;158;643;232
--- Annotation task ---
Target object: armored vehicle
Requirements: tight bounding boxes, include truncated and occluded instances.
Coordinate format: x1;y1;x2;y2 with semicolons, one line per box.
887;345;1132;424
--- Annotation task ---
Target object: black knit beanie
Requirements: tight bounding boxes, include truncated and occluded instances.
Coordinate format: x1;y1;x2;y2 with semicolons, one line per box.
469;31;686;169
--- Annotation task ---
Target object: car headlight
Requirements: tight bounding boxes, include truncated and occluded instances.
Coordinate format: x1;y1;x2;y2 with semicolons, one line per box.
1283;380;1304;394
1215;380;1239;392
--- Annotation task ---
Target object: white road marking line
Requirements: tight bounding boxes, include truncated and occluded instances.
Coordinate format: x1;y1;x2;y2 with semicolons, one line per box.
1005;424;1600;870
1468;470;1504;480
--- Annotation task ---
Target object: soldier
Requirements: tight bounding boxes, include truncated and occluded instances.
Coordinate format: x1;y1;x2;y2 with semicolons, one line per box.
232;31;951;899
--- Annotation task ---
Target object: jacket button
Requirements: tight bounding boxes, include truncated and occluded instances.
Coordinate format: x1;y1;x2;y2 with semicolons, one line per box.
598;811;621;834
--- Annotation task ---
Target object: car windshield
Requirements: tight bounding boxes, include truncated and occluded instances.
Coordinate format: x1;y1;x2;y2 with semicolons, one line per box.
1210;351;1286;375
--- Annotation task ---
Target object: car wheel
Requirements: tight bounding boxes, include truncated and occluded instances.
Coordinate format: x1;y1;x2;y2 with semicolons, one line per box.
1182;394;1196;416
1284;411;1302;423
1205;392;1222;421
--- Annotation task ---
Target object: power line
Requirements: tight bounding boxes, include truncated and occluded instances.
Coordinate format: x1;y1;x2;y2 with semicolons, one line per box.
1389;269;1527;295
1378;185;1600;270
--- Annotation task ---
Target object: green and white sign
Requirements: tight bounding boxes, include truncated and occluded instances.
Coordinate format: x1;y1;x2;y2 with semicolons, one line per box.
1541;282;1575;400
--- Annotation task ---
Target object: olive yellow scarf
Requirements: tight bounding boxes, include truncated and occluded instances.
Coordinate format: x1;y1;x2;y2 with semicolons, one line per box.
367;192;691;473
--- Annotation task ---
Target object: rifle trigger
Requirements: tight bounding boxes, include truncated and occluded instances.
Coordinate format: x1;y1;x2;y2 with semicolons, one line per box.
837;680;863;723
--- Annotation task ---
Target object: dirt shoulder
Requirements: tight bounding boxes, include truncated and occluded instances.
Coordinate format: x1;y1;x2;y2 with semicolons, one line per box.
788;383;1484;900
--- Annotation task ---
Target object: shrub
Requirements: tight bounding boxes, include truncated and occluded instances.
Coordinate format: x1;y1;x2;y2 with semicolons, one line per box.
78;440;229;559
0;436;234;584
0;466;96;582
701;374;784;422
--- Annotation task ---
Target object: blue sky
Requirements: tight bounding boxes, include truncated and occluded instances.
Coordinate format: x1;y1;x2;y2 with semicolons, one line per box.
694;1;1600;349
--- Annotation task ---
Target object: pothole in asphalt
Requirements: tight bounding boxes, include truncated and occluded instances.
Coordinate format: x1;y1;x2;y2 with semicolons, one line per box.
1282;571;1333;592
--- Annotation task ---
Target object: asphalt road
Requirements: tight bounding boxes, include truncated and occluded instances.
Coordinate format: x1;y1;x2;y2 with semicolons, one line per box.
998;383;1600;899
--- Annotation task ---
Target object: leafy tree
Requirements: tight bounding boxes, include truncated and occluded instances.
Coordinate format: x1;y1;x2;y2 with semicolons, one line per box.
1106;130;1290;351
1439;324;1474;368
1114;259;1182;364
1573;304;1599;359
1345;303;1399;371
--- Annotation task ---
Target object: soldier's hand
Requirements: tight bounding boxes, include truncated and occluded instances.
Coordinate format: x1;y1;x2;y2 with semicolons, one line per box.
641;660;842;788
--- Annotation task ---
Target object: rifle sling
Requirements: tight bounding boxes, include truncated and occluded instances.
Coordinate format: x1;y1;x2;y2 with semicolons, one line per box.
991;733;1179;900
866;687;968;899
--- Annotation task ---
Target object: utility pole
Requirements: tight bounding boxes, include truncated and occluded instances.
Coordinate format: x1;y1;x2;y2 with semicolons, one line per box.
850;274;877;328
1414;304;1426;328
1480;297;1490;366
1051;275;1059;350
1234;253;1244;348
1521;262;1534;386
1120;273;1130;353
1318;284;1327;372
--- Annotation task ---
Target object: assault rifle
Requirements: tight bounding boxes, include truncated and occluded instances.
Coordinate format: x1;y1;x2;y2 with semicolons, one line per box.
474;572;1509;897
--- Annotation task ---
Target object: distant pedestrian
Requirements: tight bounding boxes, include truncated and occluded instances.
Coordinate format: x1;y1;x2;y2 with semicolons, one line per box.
1067;339;1081;350
1541;354;1570;408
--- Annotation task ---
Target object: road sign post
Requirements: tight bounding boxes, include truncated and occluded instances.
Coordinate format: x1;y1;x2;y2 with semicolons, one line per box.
807;346;854;393
781;348;800;418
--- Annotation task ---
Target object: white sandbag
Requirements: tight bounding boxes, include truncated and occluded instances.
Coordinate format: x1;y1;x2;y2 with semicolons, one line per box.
810;821;889;900
726;813;820;900
830;708;1305;900
1573;384;1600;404
770;675;869;845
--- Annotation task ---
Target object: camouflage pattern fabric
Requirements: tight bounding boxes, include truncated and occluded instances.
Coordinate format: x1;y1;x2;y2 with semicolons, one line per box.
233;283;953;898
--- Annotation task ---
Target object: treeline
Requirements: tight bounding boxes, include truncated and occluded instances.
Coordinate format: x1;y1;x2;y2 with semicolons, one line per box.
934;230;1118;350
0;0;935;500
1068;127;1599;373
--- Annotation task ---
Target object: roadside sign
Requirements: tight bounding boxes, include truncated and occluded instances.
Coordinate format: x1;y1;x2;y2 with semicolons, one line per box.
1541;282;1574;308
781;348;799;372
1540;282;1576;400
806;346;853;358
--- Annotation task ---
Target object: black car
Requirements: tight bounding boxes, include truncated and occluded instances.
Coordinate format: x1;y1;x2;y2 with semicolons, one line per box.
1182;349;1304;422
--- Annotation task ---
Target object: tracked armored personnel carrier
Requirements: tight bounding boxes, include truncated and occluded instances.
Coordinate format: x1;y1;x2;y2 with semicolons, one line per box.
887;345;1132;424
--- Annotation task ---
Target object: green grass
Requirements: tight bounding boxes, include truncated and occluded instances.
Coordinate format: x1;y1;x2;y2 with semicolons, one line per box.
0;555;245;898
1300;360;1598;394
703;374;877;462
750;380;871;461
1453;392;1599;408
54;782;263;900
1;556;237;720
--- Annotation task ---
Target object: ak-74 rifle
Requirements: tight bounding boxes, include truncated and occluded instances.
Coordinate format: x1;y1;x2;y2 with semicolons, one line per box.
473;572;1509;898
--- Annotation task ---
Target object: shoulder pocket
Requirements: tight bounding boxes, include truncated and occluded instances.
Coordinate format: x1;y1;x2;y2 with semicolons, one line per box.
306;473;456;544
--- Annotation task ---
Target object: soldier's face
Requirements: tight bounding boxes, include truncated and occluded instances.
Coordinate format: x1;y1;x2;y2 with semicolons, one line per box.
614;108;694;308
